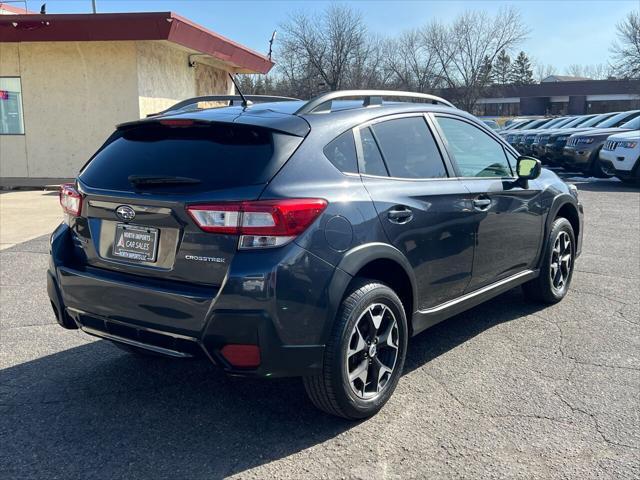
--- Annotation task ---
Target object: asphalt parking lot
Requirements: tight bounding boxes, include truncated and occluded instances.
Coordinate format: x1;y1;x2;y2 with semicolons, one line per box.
1;174;638;479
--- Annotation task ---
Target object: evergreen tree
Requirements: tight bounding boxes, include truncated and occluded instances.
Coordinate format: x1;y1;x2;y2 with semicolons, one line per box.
511;51;534;85
492;49;511;84
479;55;493;85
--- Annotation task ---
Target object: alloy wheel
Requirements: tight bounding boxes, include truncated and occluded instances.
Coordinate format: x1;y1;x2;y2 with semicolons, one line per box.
346;303;399;399
550;231;572;292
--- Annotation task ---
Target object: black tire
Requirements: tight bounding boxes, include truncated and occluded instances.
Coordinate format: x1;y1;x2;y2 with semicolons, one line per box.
523;217;576;304
589;148;613;178
303;279;408;419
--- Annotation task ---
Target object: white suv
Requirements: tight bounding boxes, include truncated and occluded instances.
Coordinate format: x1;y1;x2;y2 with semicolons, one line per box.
599;120;640;185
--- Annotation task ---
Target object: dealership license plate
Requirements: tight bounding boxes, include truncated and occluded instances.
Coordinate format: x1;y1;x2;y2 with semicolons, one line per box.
113;224;159;262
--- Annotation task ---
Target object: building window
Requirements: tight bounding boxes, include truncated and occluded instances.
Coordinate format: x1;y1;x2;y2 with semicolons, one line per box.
0;77;25;135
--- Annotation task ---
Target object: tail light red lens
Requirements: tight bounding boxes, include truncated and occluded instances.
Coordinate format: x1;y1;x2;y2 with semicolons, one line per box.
59;183;82;216
186;198;327;249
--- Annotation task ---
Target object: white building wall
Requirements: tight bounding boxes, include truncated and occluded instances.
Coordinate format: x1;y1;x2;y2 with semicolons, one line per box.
1;40;234;184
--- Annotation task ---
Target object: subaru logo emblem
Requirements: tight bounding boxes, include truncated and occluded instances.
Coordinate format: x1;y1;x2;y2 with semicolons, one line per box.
115;205;136;222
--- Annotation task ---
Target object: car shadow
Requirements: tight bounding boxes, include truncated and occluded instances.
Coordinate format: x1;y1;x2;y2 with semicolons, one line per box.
0;288;545;478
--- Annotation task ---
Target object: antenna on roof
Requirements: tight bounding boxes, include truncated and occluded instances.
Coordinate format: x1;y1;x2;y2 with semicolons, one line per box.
268;30;277;61
228;73;252;109
91;0;97;13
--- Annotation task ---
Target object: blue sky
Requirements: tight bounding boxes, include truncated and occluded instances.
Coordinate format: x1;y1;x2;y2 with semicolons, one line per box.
23;0;638;71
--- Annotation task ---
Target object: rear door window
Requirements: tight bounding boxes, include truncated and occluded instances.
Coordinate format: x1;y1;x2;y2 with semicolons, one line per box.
435;116;513;178
79;123;294;192
369;116;448;179
359;127;388;176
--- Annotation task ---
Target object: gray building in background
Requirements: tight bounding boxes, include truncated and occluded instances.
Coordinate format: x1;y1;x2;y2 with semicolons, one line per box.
446;78;640;117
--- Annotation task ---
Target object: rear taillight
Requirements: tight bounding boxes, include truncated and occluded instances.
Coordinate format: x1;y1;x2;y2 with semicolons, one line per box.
59;183;82;216
187;198;327;249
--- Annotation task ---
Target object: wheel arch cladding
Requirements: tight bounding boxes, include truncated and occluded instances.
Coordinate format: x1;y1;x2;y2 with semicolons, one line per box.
554;201;580;244
336;243;417;331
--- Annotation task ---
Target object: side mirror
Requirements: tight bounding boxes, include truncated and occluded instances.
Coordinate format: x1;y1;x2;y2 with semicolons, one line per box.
516;156;542;181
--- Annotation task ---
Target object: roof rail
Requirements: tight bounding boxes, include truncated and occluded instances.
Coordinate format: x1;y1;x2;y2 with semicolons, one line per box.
148;95;301;117
295;90;455;115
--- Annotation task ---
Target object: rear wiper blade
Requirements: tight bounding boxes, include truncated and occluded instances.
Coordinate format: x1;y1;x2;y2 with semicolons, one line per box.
128;175;201;186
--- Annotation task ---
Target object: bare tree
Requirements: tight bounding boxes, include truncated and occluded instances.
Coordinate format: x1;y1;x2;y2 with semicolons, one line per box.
277;4;375;97
565;64;587;78
534;63;557;82
425;8;529;111
381;29;444;91
610;10;640;79
564;63;613;80
583;63;614;80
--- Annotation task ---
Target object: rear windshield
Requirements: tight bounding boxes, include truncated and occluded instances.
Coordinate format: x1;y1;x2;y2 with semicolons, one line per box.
80;123;289;192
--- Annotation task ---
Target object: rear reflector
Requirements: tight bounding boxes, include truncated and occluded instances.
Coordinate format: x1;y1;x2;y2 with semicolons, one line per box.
59;183;82;216
187;198;327;249
220;344;261;368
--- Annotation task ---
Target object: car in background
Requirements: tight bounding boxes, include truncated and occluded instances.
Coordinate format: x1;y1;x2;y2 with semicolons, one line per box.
543;112;619;166
500;118;537;137
506;118;557;150
563;110;640;177
481;119;501;131
598;118;640;184
531;116;578;157
519;117;572;155
503;117;536;129
519;116;575;156
536;115;594;162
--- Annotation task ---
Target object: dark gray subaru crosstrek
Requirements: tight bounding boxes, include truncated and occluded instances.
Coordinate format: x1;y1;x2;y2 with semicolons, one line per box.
48;91;584;419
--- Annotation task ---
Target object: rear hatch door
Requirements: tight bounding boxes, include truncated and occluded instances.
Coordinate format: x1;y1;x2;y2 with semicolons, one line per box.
73;118;305;287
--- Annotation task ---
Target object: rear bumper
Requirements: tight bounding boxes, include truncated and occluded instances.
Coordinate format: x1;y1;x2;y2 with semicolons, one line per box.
47;224;341;378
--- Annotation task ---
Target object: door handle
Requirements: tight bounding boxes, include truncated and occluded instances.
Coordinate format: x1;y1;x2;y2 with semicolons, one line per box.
472;197;492;210
387;206;413;224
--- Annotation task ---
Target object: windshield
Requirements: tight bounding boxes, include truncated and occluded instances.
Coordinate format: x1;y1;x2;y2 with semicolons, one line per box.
542;117;569;129
551;117;577;128
579;113;618;128
524;118;552;130
509;119;535;130
597;111;640;129
620;116;640;130
563;115;595;128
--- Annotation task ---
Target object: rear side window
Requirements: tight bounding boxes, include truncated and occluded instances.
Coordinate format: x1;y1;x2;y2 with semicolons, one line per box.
370;117;447;179
80;123;293;192
360;127;388;176
435;116;512;178
324;130;358;173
